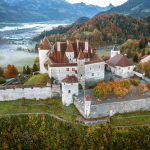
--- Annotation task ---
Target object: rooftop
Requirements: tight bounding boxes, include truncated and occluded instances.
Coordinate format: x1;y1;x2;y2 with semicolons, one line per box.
106;54;134;67
62;75;78;83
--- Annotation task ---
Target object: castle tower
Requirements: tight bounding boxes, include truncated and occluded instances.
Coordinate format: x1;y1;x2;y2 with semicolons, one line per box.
77;50;85;89
61;75;79;106
84;41;89;52
65;41;74;63
110;44;120;58
39;37;51;73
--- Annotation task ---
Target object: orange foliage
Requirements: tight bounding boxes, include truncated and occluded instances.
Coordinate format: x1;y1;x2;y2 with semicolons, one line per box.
4;65;19;78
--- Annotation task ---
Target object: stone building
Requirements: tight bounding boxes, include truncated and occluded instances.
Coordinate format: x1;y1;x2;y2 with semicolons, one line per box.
106;54;135;78
38;37;105;83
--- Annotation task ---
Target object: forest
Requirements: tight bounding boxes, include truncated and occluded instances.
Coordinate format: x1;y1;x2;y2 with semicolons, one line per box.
33;14;150;47
0;114;150;150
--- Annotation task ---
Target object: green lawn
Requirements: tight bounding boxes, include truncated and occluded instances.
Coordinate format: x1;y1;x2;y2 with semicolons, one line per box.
0;99;80;122
111;111;150;126
24;73;49;85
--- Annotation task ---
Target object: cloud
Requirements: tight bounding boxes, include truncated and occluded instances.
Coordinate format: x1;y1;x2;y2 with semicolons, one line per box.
66;0;128;7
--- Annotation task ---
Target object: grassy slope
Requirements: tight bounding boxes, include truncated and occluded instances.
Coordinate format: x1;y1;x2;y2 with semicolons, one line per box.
24;73;49;86
111;111;150;126
0;99;80;122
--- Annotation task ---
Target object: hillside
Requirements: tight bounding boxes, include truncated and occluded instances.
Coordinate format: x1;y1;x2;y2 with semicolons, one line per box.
97;0;150;18
34;14;150;46
0;0;112;22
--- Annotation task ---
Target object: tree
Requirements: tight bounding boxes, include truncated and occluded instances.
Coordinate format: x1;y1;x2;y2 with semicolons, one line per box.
0;67;4;77
3;65;19;78
133;53;139;63
114;86;128;98
22;66;27;74
32;64;39;72
127;50;132;58
26;66;31;75
139;38;148;49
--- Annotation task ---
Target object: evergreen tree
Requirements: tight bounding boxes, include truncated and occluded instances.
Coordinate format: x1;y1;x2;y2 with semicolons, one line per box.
32;64;39;72
22;66;26;74
0;67;3;77
26;66;31;75
133;53;139;63
139;38;148;49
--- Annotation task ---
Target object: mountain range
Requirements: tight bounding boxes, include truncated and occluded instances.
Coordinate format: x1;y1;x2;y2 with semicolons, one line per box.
0;0;112;22
97;0;150;18
34;13;150;46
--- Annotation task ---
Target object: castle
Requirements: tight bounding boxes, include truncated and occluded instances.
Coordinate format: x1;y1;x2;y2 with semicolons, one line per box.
38;37;135;106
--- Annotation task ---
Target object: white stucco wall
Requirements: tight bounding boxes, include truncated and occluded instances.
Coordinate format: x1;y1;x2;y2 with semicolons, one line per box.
110;65;135;78
85;62;105;81
0;86;51;101
111;51;120;58
62;82;79;106
65;52;74;63
48;66;77;82
140;56;150;63
48;62;105;82
39;49;49;73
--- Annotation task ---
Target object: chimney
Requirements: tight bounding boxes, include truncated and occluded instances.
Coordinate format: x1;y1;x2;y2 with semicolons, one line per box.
76;39;79;49
57;42;61;52
85;41;89;52
67;40;69;45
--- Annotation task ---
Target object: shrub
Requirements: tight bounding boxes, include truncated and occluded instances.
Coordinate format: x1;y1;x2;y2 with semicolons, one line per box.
130;78;140;86
139;85;145;95
147;84;150;90
114;86;128;98
0;77;6;84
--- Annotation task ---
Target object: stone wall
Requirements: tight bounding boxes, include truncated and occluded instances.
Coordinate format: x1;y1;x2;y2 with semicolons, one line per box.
73;96;85;117
74;97;150;118
90;98;150;118
0;86;52;101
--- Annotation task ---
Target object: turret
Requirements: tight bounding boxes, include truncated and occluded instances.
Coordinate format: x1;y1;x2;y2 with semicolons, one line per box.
111;45;120;58
65;41;74;63
61;75;79;106
38;37;51;73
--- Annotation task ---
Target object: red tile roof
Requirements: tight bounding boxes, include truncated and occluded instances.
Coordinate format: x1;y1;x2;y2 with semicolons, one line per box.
39;37;51;50
78;50;85;60
66;41;74;52
106;54;134;67
62;75;78;83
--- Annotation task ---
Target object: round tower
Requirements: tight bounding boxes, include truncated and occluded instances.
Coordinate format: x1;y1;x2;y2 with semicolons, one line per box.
61;76;79;106
111;45;120;58
39;37;51;73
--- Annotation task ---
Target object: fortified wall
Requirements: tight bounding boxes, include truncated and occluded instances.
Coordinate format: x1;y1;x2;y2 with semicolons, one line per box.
0;85;55;101
74;97;150;118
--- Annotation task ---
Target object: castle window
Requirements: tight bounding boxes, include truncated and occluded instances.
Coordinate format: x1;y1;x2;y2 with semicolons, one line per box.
72;68;75;71
66;68;69;71
92;73;94;76
68;90;71;93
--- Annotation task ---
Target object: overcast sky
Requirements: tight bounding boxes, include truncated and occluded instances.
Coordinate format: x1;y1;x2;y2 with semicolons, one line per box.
66;0;128;7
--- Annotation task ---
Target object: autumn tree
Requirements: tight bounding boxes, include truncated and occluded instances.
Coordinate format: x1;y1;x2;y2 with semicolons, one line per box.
3;65;19;78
